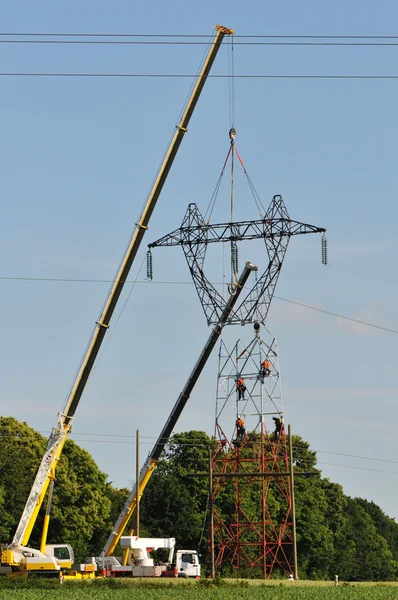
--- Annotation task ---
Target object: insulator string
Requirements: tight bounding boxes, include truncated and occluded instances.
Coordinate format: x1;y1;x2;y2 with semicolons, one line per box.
231;242;239;276
321;234;328;265
146;249;153;280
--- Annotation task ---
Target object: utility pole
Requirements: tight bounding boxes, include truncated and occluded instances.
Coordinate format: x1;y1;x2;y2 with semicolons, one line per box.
209;447;215;578
288;424;298;580
136;429;140;538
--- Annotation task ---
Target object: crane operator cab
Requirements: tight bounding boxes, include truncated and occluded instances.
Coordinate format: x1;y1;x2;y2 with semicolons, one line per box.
0;543;74;574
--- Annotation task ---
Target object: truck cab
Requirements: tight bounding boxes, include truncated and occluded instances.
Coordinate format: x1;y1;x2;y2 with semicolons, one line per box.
45;544;74;569
176;550;201;578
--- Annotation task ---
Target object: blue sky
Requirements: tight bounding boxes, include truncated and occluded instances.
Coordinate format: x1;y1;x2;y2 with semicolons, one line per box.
1;0;398;528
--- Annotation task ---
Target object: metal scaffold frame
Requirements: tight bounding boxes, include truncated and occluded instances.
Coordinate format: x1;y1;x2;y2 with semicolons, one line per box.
209;330;293;578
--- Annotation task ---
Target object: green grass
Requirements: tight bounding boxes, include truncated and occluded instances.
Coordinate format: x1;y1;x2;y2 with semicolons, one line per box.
1;579;398;600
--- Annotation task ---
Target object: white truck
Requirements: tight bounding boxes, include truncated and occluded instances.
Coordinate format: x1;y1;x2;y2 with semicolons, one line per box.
98;537;200;578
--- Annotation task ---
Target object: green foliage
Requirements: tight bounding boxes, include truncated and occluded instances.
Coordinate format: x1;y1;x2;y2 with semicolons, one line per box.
140;431;211;553
333;498;398;581
0;417;120;560
354;498;398;563
0;417;47;541
140;430;398;582
2;418;398;582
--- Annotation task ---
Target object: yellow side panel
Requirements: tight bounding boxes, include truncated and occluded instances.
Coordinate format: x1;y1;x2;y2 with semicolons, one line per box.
1;548;18;566
25;562;59;571
63;571;96;580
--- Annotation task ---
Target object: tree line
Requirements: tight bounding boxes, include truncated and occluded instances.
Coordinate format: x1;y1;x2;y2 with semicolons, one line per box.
0;417;397;580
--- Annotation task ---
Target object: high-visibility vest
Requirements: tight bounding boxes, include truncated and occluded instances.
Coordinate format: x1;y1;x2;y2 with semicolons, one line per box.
237;379;244;387
263;360;270;369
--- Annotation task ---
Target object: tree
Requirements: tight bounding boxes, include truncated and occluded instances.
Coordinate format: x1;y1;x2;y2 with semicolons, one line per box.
354;498;398;563
285;435;335;578
2;419;398;580
140;430;212;553
333;497;398;581
140;430;398;581
0;417;121;560
0;417;47;542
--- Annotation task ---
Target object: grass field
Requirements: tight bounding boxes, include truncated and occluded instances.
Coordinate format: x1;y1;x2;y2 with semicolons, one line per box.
1;579;398;600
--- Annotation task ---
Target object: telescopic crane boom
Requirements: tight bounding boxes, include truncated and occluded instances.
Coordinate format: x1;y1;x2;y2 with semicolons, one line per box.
6;24;233;565
102;261;256;557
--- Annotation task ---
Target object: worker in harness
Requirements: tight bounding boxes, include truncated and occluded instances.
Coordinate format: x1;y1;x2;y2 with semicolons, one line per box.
260;359;271;381
236;415;246;441
236;377;246;400
272;416;284;440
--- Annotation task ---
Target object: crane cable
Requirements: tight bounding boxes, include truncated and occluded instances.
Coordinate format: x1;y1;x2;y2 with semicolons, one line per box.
229;34;236;133
201;39;263;224
228;36;239;294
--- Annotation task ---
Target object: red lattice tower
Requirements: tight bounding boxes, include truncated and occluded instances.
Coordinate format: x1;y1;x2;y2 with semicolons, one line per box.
210;330;293;578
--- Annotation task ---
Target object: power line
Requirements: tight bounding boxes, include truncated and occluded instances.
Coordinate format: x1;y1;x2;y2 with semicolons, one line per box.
317;461;398;476
1;33;398;38
1;72;398;79
273;295;398;335
3;39;398;46
3;428;397;466
315;450;398;466
2;430;397;475
0;274;395;335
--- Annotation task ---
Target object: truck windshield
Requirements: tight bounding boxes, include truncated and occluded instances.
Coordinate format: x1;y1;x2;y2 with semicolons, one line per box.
53;547;71;560
181;553;194;564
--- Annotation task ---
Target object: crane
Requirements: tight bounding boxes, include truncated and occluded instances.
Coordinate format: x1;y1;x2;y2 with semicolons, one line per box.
1;24;234;574
101;261;256;559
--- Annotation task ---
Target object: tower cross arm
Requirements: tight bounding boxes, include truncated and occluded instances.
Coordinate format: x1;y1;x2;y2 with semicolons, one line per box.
148;218;326;248
285;220;326;237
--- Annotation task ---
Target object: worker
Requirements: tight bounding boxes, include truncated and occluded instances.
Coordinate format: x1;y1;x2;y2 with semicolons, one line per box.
272;416;284;440
260;359;271;380
236;415;246;441
236;377;246;400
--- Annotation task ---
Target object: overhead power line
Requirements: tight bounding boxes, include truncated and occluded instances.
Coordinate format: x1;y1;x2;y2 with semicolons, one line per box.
0;274;395;335
273;296;398;335
4;428;398;465
1;33;398;38
3;39;398;46
1;72;398;79
314;461;398;476
2;429;397;475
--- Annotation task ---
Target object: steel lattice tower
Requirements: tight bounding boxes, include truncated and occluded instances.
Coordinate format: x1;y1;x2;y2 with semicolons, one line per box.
149;132;326;579
211;327;293;578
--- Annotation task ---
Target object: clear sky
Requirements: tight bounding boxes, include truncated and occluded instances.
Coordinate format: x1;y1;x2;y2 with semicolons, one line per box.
1;1;398;526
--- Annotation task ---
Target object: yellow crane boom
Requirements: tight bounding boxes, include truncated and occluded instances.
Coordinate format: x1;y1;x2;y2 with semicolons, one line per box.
8;24;234;555
102;261;255;557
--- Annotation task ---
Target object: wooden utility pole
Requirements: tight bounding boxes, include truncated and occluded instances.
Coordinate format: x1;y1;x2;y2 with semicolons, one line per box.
209;448;215;578
288;424;298;580
136;429;140;538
